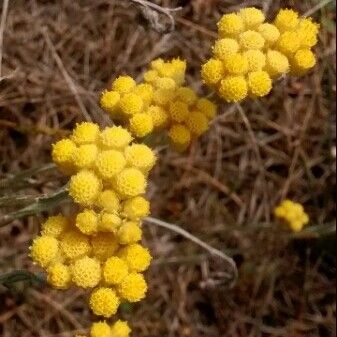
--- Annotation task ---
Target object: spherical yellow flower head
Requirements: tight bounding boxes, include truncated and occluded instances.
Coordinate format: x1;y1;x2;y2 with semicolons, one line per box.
145;105;168;130
111;320;131;337
129;113;154;138
100;90;121;115
91;233;119;261
168;124;191;152
60;230;91;260
201;58;225;86
124;144;156;173
30;236;59;268
265;50;290;78
119;244;152;273
297;18;320;49
196;98;217;120
247;71;272;97
69;170;102;206
90;321;111;337
100;126;133;150
218;13;245;38
76;209;99;235
71;122;100;146
52;139;77;174
73;144;98;170
133;83;154;106
117;221;142;245
112;76;136;94
274;199;309;232
115;168;147;199
119;93;144;116
122;196;150;220
186;111;209;137
117;273;148;303
290;49;317;76
176;87;197;106
143;70;159;83
169;101;189;123
223;54;249;75
152;88;176;107
89;287;120;317
99;213;122;233
239;31;265;50
243;50;266;72
154;77;177;91
212;38;239;61
103;257;129;285
239;7;265;29
47;263;72;289
276;31;301;57
274;9;299;33
71;256;101;288
96;150;126;180
95;190;121;213
41;215;69;238
170;58;187;85
151;58;186;86
258;23;280;46
219;76;248;103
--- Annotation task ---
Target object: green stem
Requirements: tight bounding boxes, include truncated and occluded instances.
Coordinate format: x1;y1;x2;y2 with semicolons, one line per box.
0;270;46;288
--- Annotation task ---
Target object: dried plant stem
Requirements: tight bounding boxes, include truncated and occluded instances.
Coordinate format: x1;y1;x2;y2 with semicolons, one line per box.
0;0;9;79
144;216;238;286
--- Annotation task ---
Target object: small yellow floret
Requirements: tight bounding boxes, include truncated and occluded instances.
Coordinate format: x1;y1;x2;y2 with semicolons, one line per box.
290;49;316;76
153;89;176;106
72;144;98;170
243;50;266;72
117;273;148;303
169;101;189;123
111;320;131;337
52;139;77;168
146;105;168;129
61;230;91;260
213;38;239;61
100;126;133;150
186;111;209;136
176;87;197;105
47;263;71;289
265;50;290;78
41;215;68;238
122;196;150;220
133;84;154;106
100;90;120;114
277;31;301;56
119;244;152;273
196;98;217;120
71;122;100;145
90;321;111;337
218;13;244;37
96;190;121;213
151;58;165;70
168;124;191;152
258;23;280;45
76;209;98;235
129;113;154;138
223;54;249;75
91;233;119;261
103;257;129;285
71;256;101;288
30;236;59;268
201;58;225;85
90;287;120;317
99;213;122;233
274;8;299;32
248;71;272;97
154;77;176;90
143;70;159;83
117;221;142;245
239;7;265;28
124;144;156;173
239;31;265;50
69;170;102;206
298;18;320;48
219;76;248;102
112;76;136;94
119;93;144;116
96;150;126;180
115;168;147;198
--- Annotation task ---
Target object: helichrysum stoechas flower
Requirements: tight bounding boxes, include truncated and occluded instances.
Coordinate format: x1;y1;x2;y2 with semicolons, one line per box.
119;243;152;273
41;215;69;238
111;320;131;337
90;321;111;337
30;236;59;268
91;233;119;262
61;229;91;260
117;273;148;302
274;199;309;232
122;196;150;220
202;7;319;102
89;287;120;317
103;257;129;285
76;210;99;235
47;263;72;290
117;221;142;245
71;256;101;288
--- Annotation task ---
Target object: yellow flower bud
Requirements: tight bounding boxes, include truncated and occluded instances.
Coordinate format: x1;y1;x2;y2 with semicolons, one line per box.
117;273;147;303
99;126;132;150
72;144;98;170
41;215;69;238
89;287;120;317
71;256;101;288
115;168;147;199
122;196;150;220
95;190;121;213
117;221;142;245
112;76;136;94
103;257;129;285
30;236;59;268
76;209;99;235
119;243;152;273
47;263;71;289
176;87;197;106
223;54;249;75
168;124;191;152
169;101;189;123
133;84;154;106
239;7;265;28
201;58;225;85
186;111;209;136
91;233;119;261
52;139;77;172
219;76;248;102
99;213;122;233
274;8;299;32
217;13;244;37
110;320;131;337
243;50;266;72
146;105;168;130
247;71;272;97
239;31;265;50
265;50;290;78
71;122;100;145
119;93;144;116
90;321;111;337
96;150;126;180
258;23;280;45
100;90;120;114
129;113;154;138
212;38;239;61
196;98;217;120
290;49;316;76
61;230;91;260
124;144;156;173
298;18;320;48
277;31;301;56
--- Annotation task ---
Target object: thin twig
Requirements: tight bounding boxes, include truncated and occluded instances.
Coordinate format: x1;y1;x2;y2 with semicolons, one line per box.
144;216;238;287
304;0;334;17
0;0;9;78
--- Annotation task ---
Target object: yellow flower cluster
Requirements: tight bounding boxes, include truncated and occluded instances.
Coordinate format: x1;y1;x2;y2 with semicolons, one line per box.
76;320;131;337
202;7;319;102
274;199;309;232
100;59;217;152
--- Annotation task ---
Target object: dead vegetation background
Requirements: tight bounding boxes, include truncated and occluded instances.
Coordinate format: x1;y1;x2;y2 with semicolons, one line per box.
0;0;336;336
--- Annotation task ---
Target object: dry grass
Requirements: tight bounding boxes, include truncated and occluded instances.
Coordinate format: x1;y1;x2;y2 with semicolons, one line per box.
0;0;336;336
